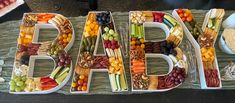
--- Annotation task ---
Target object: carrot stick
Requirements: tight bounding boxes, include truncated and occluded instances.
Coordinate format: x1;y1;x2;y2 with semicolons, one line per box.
132;66;145;70
132;62;145;67
132;69;145;73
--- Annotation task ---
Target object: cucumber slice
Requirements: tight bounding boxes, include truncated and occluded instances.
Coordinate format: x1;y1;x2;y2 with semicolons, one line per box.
163;18;173;28
163;15;176;26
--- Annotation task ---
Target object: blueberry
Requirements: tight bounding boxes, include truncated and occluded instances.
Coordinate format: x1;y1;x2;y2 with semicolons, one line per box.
172;50;177;56
166;42;172;48
20;54;30;65
106;18;110;23
160;48;166;54
97;17;101;21
169;49;176;55
160;40;167;47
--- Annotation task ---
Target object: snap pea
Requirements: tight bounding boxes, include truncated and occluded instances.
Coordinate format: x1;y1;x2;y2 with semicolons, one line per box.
184;22;193;31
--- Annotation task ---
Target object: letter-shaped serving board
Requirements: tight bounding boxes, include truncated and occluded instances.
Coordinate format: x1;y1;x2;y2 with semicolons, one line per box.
70;11;128;93
9;13;75;94
129;11;188;92
172;8;224;89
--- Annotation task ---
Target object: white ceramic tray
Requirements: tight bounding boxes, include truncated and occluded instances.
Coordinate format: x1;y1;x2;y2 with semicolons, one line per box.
129;11;188;92
70;11;128;94
172;9;222;89
10;13;75;94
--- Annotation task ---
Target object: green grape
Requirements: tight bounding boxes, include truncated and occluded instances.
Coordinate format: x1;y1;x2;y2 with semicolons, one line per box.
114;36;119;41
16;81;24;87
14;76;21;82
20;84;26;90
109;36;114;41
104;27;109;32
113;32;118;37
103;35;109;40
12;75;16;80
21;76;27;81
10;85;16;91
9;80;16;86
109;29;114;34
15;86;21;92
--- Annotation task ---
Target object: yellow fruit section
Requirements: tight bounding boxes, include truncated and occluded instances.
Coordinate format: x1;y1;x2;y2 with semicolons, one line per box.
18;31;33;46
83;13;99;37
201;47;215;62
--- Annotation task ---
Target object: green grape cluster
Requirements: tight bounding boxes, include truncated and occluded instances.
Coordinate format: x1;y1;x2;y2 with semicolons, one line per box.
9;75;27;92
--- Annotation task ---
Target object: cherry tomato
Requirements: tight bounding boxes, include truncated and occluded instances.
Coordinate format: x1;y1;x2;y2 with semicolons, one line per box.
181;17;186;22
59;40;64;45
83;82;87;86
63;39;67;43
79;75;85;80
77;86;82;91
77;79;84;85
71;82;77;88
184;12;189;17
81;86;87;91
177;9;184;14
185;10;191;14
131;37;136;41
186;16;193;22
58;35;63;40
84;77;88;82
62;34;67;38
179;13;184;18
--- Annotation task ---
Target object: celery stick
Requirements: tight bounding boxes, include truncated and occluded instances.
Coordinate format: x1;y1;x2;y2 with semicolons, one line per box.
55;67;69;79
50;66;62;79
135;24;139;38
214;19;221;32
115;74;121;91
55;72;68;84
140;25;144;38
138;25;142;38
208;19;213;28
109;74;117;91
131;24;135;36
120;74;127;90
